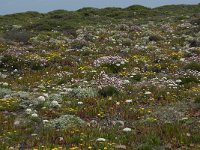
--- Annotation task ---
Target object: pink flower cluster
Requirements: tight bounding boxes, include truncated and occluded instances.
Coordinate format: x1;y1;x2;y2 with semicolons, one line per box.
94;56;126;67
94;71;124;89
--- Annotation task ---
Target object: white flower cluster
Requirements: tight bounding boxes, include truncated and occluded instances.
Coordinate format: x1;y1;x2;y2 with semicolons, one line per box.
149;77;180;89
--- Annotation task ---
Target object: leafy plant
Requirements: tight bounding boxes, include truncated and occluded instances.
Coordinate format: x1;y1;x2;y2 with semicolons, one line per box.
184;62;200;71
98;86;119;97
3;30;31;43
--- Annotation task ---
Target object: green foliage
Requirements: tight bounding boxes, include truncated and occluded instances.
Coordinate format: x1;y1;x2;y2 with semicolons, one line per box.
194;96;200;103
44;115;85;129
69;88;98;98
3;30;31;43
179;76;199;84
102;64;124;73
146;131;161;146
29;61;44;70
149;34;163;42
98;86;119;97
77;7;99;16
130;74;142;82
137;144;154;150
0;88;12;98
0;55;25;70
155;4;200;15
184;62;200;71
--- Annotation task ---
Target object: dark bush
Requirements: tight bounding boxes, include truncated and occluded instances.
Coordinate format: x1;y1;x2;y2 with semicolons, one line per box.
149;34;163;42
189;39;200;47
3;30;31;43
29;62;45;70
179;76;200;85
70;39;88;49
101;64;124;74
62;28;77;37
194;96;200;103
77;7;98;17
98;86;119;97
184;62;200;71
191;18;200;25
0;55;25;70
131;74;142;82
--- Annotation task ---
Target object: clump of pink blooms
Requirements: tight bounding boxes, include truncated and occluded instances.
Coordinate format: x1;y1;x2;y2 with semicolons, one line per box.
94;71;124;89
94;56;127;67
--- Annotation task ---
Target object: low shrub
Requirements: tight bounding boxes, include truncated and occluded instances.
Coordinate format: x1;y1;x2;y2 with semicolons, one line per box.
184;62;200;71
179;76;199;84
98;86;119;97
3;30;31;43
194;96;200;103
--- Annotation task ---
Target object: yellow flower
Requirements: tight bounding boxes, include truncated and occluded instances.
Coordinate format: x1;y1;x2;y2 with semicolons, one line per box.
147;109;151;113
69;147;78;150
88;146;92;149
140;107;145;111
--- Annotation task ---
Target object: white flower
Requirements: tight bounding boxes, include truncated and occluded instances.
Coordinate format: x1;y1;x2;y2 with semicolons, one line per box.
121;61;125;65
116;102;120;105
96;138;106;142
31;133;38;136
31;113;38;118
181;117;188;120
2;82;8;86
64;88;73;92
91;70;97;73
144;91;151;95
43;93;49;97
180;58;185;62
51;100;60;107
14;120;20;126
37;96;46;102
43;120;49;124
13;69;18;72
0;73;7;79
123;127;132;132
175;79;182;83
123;80;130;84
125;99;132;103
25;108;32;114
116;63;121;66
78;101;83;105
